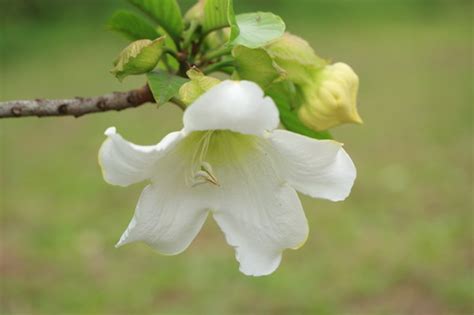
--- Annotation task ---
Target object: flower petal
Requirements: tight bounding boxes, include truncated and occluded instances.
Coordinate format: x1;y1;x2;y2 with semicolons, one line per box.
183;80;279;136
116;184;211;255
209;137;308;276
115;132;215;255
99;127;183;187
268;130;356;201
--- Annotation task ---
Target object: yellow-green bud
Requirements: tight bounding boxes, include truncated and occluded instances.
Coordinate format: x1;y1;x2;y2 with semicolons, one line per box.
298;62;363;131
265;32;326;85
179;68;221;105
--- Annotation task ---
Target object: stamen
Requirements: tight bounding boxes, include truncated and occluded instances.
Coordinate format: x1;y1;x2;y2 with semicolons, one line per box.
186;132;220;187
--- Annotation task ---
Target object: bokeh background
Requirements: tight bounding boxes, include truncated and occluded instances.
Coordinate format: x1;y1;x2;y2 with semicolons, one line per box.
1;0;473;314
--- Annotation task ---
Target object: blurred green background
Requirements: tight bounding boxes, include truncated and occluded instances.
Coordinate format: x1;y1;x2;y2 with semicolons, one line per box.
1;0;473;314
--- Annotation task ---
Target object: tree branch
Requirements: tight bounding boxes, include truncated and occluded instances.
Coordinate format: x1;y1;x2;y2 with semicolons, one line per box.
0;85;155;119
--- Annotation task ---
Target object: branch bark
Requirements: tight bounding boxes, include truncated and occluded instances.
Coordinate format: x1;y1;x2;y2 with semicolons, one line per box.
0;85;155;119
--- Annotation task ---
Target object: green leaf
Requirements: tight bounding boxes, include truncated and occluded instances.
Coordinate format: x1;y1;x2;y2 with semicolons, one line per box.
111;37;165;81
147;71;189;106
233;46;285;89
267;82;332;140
128;0;184;42
202;0;237;35
179;68;220;105
232;12;285;49
108;10;161;41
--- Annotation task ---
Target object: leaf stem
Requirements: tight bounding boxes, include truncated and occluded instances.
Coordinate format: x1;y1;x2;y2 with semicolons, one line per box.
161;54;173;72
203;60;234;75
163;48;180;62
182;20;199;50
170;97;187;111
202;46;233;62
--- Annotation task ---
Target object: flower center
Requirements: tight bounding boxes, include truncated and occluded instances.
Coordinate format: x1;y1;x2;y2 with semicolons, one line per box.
186;131;220;187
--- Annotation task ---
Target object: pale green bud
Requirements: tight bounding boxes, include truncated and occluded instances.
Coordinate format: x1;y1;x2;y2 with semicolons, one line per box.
184;0;205;24
298;62;363;131
265;32;326;85
111;37;165;81
205;28;231;49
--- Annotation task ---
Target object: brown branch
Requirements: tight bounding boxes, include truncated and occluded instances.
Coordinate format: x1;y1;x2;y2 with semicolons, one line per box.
0;85;155;119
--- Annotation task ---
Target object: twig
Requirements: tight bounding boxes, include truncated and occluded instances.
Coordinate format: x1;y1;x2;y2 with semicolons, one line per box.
0;85;156;119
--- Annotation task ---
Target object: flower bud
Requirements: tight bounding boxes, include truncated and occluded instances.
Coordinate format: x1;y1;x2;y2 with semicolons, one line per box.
179;68;221;105
184;0;205;24
265;32;326;85
298;62;363;131
111;37;164;81
205;28;231;50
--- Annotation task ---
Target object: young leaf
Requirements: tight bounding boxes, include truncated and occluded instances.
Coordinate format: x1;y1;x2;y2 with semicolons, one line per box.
179;68;220;105
233;46;286;89
267;82;332;140
128;0;184;42
108;10;161;41
202;0;237;34
111;37;165;81
147;71;189;106
232;12;285;49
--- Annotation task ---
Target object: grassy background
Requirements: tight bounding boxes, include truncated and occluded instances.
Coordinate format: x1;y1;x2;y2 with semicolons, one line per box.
1;0;473;314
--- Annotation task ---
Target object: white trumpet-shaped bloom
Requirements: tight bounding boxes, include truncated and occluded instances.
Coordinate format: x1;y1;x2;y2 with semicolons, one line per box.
99;80;356;276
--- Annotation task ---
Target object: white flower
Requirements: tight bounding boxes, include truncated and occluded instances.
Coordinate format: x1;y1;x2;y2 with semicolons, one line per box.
99;80;356;276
